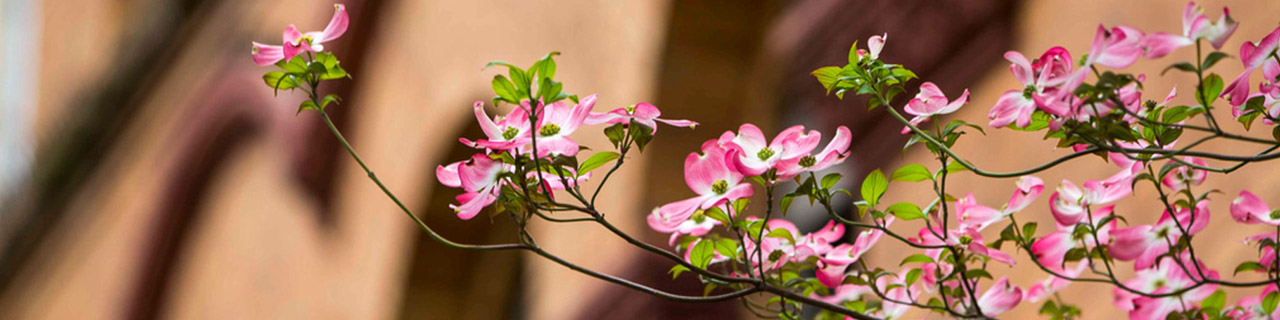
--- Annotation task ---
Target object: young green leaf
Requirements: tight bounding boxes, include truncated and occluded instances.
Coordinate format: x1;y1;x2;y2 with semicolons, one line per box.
690;240;715;269
887;202;924;220
578;151;621;175
860;169;888;207
899;254;934;266
890;164;932;182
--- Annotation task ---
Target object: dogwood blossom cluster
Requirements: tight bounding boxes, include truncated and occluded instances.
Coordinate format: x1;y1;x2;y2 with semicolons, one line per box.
254;2;1280;319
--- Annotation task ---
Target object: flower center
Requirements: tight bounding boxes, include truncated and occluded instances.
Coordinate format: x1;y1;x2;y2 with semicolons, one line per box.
798;155;817;168
297;35;315;46
502;127;520;140
757;147;776;161
625;104;637;114
1270;210;1280;220
711;180;729;195
691;210;706;223
768;250;784;261
1023;85;1036;99
1152;279;1166;288
539;124;561;137
1155;227;1170;239
958;235;973;245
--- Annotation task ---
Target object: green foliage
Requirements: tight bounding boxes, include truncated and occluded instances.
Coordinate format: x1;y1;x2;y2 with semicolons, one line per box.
890;164;931;182
578;151;620;177
485;52;576;106
860;169;888;208
886;202;924;220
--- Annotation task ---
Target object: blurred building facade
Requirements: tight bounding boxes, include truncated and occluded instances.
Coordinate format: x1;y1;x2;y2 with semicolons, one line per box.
1;0;1279;319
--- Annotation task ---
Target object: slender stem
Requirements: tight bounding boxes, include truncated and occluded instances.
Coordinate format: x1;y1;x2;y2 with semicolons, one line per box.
318;111;524;251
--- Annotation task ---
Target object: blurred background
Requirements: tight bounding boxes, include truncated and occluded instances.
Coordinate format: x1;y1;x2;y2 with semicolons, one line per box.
2;0;1279;319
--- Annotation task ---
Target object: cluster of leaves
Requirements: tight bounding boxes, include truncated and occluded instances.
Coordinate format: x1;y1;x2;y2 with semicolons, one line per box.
260;52;350;113
486;52;578;106
811;42;917;108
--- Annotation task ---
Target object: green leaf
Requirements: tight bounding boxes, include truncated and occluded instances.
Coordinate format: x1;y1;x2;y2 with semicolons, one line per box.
820;173;843;189
491;75;520;104
629;119;655;152
1161;62;1196;75
904;268;922;286
1234;261;1267;275
945;160;969;174
812;67;842;93
277;55;308;73
964;269;993;280
860;169;888;207
530;51;561;81
669;265;690;279
847;41;860;65
690;240;715;269
578;151;621;175
1039;301;1059;316
890;164;932;182
1202;290;1226;310
714;238;739;260
887;202;924;220
1202;52;1230;70
1265;291;1279;316
298;100;319;114
899;254;934;266
705;207;731;225
1022;222;1038;239
1201;73;1224;105
780;193;796;215
765;228;796;244
262;71;300;93
891;67;918;82
318;63;349;80
604;123;627;148
320;94;341;110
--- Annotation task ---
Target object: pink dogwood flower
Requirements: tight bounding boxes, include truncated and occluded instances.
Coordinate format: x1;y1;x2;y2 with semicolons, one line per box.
1113;254;1219;320
718;124;821;177
959;176;1045;231
740;219;844;274
955;193;1004;232
817;217;893;288
1005;175;1045;214
461;101;532;151
1049;177;1133;227
913;226;1016;266
1161;157;1208;191
647;141;755;234
1236;59;1280;121
988;48;1077;127
1087;25;1146;69
975;276;1023;317
529;95;595;157
1032;205;1117;269
251;4;350;66
436;154;511;220
901;82;970;134
773;126;852;179
1141;2;1238;59
1109;200;1210;269
866;34;886;60
1223;27;1280;107
1231;190;1280;225
583;102;697;133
